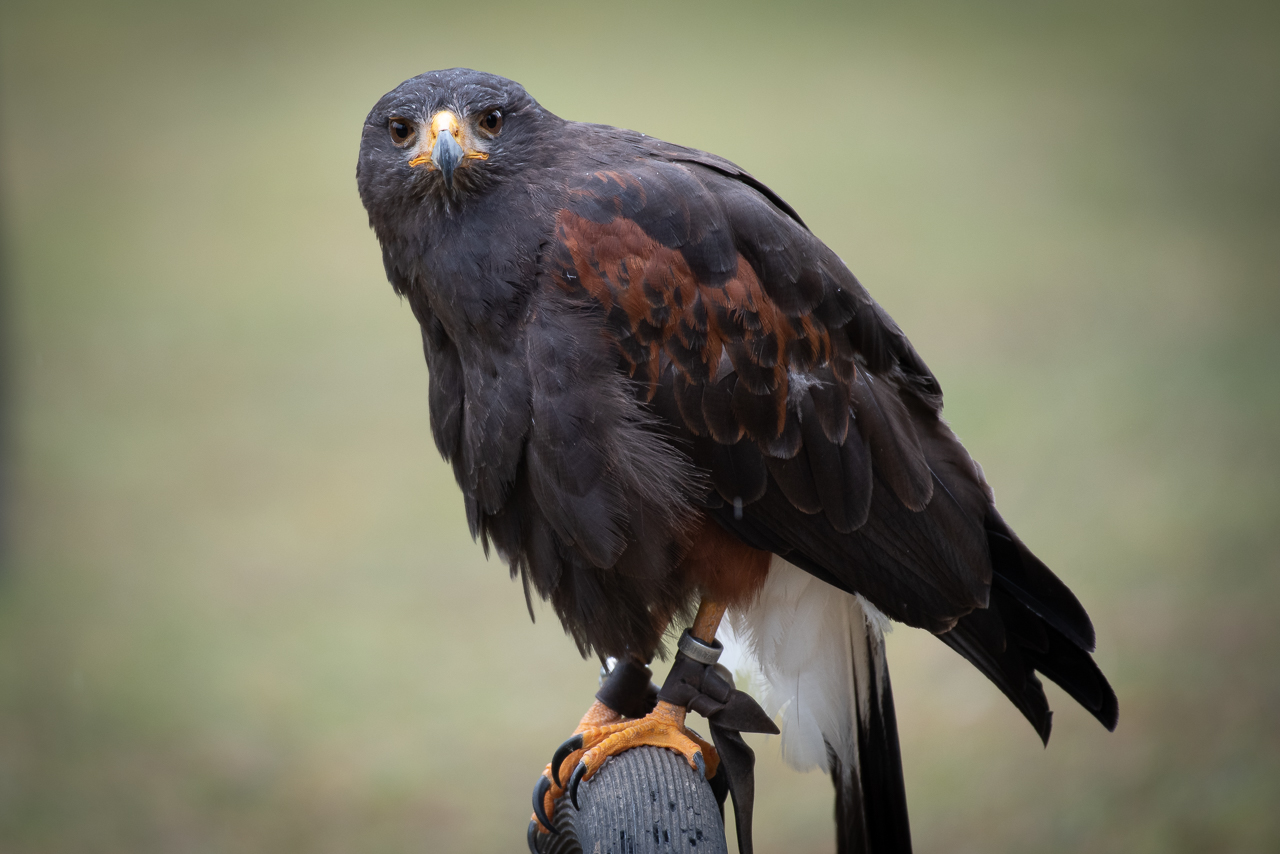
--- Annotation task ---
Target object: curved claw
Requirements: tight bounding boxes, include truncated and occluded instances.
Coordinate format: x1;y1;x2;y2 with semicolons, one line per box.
531;775;557;835
568;760;588;810
693;751;706;778
527;820;542;854
551;734;584;787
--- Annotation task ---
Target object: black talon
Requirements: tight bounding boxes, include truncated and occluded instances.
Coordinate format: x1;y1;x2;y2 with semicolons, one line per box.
531;775;557;836
693;751;706;778
551;734;583;787
527;820;542;854
568;761;588;810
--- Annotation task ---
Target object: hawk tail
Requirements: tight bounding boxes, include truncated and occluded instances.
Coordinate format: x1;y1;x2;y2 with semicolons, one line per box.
828;619;912;854
729;559;913;853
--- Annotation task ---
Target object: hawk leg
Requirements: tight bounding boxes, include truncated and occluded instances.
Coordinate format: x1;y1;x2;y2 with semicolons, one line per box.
527;600;728;846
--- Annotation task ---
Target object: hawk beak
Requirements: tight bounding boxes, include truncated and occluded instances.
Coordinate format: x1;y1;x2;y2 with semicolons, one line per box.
432;131;465;189
406;110;469;190
408;110;488;189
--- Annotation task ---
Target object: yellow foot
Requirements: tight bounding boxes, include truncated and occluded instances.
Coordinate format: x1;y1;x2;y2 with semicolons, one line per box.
563;700;718;808
529;700;625;840
528;700;720;848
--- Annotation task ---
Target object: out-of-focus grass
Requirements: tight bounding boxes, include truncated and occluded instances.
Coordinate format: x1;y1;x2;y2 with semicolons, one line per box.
1;1;1277;852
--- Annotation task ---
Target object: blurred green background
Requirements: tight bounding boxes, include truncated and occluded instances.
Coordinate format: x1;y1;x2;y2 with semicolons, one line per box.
2;1;1278;851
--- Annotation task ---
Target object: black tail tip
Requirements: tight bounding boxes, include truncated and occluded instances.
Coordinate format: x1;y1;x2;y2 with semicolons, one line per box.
1097;686;1119;732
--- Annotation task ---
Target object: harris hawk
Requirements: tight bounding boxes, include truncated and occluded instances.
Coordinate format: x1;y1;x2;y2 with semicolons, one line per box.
356;68;1118;854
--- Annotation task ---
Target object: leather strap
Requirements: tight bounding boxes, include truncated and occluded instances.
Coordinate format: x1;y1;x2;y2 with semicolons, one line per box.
594;659;658;720
658;651;779;854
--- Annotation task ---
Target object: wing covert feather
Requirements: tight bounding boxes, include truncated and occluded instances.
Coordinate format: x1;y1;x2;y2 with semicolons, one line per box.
544;149;1112;738
546;156;972;623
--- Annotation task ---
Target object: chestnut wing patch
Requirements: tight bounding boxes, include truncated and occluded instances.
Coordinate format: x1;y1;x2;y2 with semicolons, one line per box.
549;160;992;630
553;167;839;442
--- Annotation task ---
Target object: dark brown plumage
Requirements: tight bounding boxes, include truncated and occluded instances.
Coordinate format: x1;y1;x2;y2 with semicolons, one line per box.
357;68;1117;854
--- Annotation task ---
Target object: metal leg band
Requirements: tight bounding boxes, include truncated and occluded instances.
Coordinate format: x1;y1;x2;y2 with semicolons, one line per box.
677;629;723;666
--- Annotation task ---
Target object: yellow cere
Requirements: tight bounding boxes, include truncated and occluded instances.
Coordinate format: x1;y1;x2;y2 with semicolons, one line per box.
408;110;488;168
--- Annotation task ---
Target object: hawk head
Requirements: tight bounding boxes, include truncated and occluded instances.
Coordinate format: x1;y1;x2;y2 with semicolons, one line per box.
357;68;548;220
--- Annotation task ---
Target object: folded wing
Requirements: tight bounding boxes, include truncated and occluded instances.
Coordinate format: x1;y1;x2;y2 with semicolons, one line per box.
546;143;1117;738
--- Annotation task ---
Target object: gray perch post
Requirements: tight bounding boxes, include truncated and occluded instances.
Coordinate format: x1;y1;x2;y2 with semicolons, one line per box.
540;746;729;854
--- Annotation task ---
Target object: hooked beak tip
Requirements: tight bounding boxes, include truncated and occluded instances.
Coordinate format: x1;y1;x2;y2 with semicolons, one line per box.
432;132;465;189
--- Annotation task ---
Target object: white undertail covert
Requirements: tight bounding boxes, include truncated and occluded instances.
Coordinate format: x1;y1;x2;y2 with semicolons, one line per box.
726;556;892;774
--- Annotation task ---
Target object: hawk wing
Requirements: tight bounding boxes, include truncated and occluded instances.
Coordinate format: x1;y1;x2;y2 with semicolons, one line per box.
545;149;1117;737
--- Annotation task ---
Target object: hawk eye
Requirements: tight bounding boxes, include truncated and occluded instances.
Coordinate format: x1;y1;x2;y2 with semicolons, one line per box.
388;118;416;147
479;109;503;135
